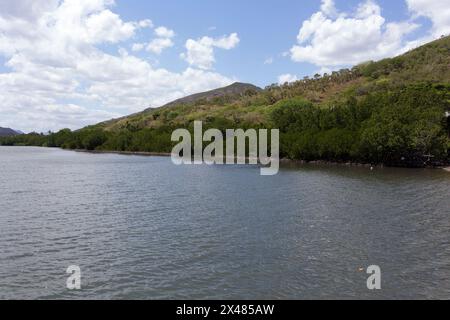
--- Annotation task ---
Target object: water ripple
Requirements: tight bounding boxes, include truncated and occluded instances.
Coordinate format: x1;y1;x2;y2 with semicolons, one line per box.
0;147;449;299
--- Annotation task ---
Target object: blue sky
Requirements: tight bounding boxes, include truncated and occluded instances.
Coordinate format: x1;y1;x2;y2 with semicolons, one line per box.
114;0;426;86
113;0;437;86
0;0;449;132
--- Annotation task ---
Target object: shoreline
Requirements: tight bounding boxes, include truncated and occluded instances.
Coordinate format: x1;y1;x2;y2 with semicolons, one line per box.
3;146;448;171
74;148;450;170
74;149;172;157
280;158;379;169
76;149;378;167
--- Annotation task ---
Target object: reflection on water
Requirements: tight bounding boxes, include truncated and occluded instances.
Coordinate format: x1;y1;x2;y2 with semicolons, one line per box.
0;147;449;299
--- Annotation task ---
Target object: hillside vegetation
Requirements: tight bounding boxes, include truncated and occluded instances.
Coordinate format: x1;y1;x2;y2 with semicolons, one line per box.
3;36;450;167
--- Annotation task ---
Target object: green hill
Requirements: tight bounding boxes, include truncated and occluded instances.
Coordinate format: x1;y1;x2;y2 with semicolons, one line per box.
99;82;262;131
3;36;450;167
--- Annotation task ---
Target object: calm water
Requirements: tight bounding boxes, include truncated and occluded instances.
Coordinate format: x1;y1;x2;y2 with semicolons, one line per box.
0;146;449;300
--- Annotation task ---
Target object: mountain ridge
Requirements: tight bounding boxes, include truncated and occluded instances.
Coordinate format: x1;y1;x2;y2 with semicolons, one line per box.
99;82;261;129
147;82;262;111
0;127;21;137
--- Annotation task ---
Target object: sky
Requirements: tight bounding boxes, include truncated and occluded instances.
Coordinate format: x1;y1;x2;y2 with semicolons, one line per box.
0;0;449;133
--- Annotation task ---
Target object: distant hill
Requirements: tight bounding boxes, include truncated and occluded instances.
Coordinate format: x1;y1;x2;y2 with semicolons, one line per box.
0;127;21;137
100;82;262;130
150;82;262;110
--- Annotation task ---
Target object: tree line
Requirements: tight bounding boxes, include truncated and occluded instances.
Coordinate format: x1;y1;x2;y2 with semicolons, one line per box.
1;83;449;167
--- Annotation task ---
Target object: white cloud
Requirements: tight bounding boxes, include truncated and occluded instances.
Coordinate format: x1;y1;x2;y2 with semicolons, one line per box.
139;26;176;54
0;0;60;21
278;74;298;84
264;57;274;65
131;26;175;55
213;33;240;49
146;38;174;54
181;33;240;70
3;104;122;134
84;9;137;44
290;0;420;68
154;26;175;38
0;0;235;132
138;19;153;28
406;0;450;37
320;0;338;18
132;43;145;52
